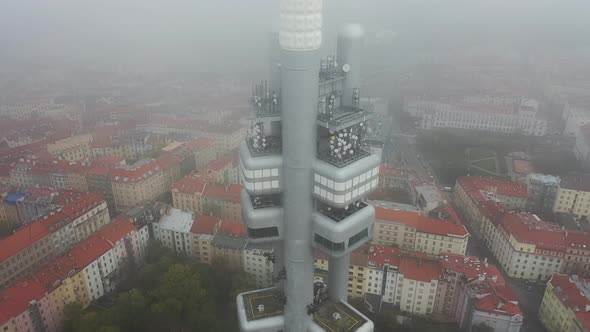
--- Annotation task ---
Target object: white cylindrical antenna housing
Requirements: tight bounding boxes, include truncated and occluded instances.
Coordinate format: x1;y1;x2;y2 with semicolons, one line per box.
337;23;365;107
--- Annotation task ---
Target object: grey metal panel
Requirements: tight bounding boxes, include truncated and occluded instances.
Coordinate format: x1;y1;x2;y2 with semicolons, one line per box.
239;142;283;171
313;153;380;182
312;204;374;247
241;189;284;243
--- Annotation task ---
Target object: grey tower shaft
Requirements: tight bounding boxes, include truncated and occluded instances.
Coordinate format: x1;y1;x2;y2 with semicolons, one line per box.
328;253;351;302
281;49;320;332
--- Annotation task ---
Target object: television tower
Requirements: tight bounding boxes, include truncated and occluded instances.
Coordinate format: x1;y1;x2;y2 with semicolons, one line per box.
237;1;378;331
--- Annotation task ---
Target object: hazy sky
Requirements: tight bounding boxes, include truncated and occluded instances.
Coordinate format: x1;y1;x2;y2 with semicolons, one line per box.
1;0;589;73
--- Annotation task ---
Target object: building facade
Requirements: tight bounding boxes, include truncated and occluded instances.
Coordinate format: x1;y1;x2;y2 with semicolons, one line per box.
111;159;166;212
405;97;547;136
539;274;590;332
373;207;469;255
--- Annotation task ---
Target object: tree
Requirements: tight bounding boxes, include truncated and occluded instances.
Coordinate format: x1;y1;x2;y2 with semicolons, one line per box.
62;303;84;332
110;289;148;331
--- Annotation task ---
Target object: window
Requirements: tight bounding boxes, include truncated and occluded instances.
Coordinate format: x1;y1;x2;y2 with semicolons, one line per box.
349;228;369;247
314;234;344;252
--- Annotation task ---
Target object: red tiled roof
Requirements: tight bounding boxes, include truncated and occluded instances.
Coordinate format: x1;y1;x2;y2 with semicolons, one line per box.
0;279;47;326
172;175;207;194
0;192;106;262
475;284;523;317
87;166;110;176
399;256;441;283
191;215;221;235
0;221;51;262
205;153;238;172
95;216;136;244
110;160;161;183
565;231;590;251
156;153;182;171
457;176;528;199
367;245;401;269
376;207;469;238
498;213;565;252
219;220;246;237
202;183;243;203
186;137;213;152
34;217;135;292
549;274;590;328
441;253;505;284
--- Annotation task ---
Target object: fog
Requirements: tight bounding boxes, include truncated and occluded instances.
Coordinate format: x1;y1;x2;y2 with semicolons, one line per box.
1;0;590;73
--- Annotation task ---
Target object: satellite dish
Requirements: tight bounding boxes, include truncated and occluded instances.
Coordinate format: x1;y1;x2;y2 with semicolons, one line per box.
342;64;351;73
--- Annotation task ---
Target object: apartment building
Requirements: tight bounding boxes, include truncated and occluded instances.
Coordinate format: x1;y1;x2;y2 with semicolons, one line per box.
171;174;243;221
563;231;590;278
405;97;547;136
152;208;195;255
171;175;207;213
111;159;166;212
365;246;441;315
0;99;57;120
554;174;590;218
202;153;239;184
0;192;110;288
313;247;371;299
454;176;590;281
243;243;273;288
208;220;245;267
190;215;221;264
539;274;590;332
186;137;216;169
374;207;469;255
156;153;183;190
0;216;149;332
455;281;524;332
202;124;247;157
86;167;116;214
377;164;416;192
46;134;93;161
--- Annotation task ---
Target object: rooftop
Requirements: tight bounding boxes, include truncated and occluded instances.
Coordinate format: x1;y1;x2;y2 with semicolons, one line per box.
111;159;161;183
0;192;106;262
312;300;368;332
457;176;528;199
212;233;247;250
560;174;590;192
191;215;221;235
157;153;182;171
441;253;504;284
186;137;213;152
549;274;590;328
472;283;523;317
171;175;207;194
375;207;469;238
242;288;284;322
205;153;238;172
203;183;243;203
0;279;47;326
498;213;566;252
157;208;194;234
